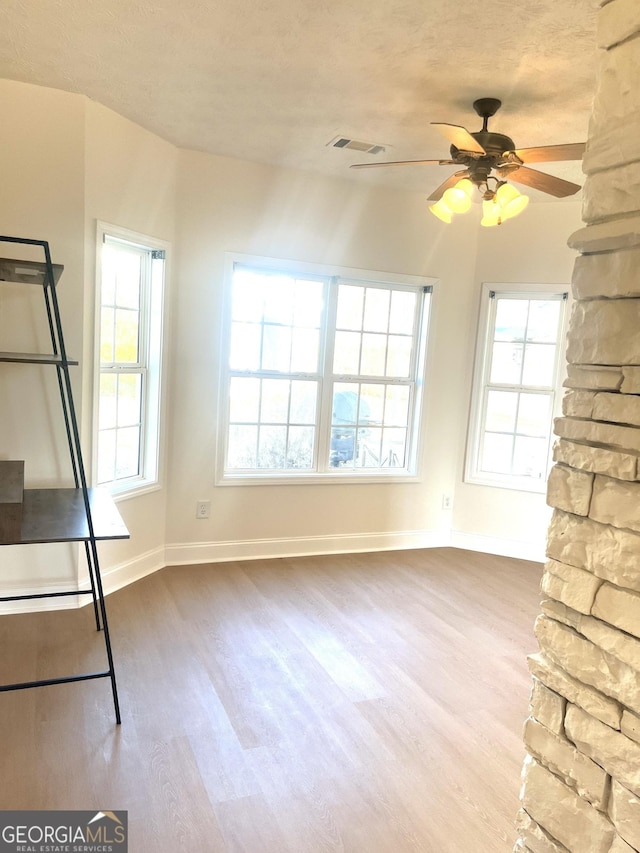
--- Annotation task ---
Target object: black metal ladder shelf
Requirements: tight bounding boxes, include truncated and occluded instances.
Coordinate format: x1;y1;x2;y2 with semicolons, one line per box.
0;235;129;724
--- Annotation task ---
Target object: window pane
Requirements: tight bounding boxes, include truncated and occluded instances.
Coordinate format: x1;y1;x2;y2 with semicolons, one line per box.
360;384;383;426
263;276;294;325
117;374;142;427
513;436;548;478
115;426;140;479
485;390;518;433
522;343;556;387
229;377;260;422
389;290;416;334
100;308;115;364
332;384;359;426
330;427;355;467
258;425;287;468
99;233;165;492
363;288;390;332
232;269;264;322
261;379;290;423
494;299;528;342
385;385;410;426
386;335;412;378
382;427;406;467
527;300;561;343
290;381;317;424
114;308;140;363
333;331;361;374
287;426;315;469
481;433;513;474
230;322;261;370
224;268;427;477
101;247;117;304
517;393;551;437
262;325;291;372
358;427;382;467
490;342;523;385
115;253;141;309
227;425;258;468
293;280;324;327
291;328;319;373
97;430;116;484
99;374;117;429
336;285;364;330
360;333;386;376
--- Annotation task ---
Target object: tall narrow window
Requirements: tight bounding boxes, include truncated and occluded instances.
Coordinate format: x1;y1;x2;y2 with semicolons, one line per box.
219;256;434;483
95;225;167;495
466;283;569;491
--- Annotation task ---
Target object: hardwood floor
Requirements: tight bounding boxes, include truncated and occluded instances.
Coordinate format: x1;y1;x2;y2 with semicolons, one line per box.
0;547;541;852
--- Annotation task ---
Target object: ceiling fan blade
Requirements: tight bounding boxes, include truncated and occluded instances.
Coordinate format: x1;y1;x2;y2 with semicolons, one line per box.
428;170;471;202
350;158;456;170
508;165;581;198
512;143;586;164
431;123;486;155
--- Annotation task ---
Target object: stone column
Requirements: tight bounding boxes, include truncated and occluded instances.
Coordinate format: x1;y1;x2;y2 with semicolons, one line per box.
516;3;640;852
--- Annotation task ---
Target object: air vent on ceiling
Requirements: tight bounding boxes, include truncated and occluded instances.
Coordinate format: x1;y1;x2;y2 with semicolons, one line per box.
328;136;386;155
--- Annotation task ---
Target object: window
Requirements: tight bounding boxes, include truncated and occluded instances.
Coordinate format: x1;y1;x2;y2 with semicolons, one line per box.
465;283;569;492
94;224;167;495
219;256;434;482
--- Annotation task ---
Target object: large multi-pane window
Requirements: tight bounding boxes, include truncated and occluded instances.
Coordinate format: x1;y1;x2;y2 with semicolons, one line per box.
219;258;433;481
94;225;167;494
466;283;569;491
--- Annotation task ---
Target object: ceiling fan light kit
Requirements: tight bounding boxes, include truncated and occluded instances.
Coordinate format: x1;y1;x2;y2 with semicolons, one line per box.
351;98;586;227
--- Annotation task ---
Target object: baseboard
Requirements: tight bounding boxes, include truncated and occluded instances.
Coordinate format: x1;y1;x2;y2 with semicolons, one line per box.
0;546;165;615
0;579;83;615
450;530;545;563
88;545;166;598
0;530;543;614
164;529;450;566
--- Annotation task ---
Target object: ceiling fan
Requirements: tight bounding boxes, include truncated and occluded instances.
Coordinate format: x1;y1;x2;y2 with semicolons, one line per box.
350;98;586;224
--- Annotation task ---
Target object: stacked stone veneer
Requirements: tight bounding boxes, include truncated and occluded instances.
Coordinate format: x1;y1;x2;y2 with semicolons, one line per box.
516;2;640;852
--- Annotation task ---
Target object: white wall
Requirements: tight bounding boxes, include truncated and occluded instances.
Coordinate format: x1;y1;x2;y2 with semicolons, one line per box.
166;148;483;560
0;80;86;591
82;100;178;588
0;78;583;608
452;201;584;560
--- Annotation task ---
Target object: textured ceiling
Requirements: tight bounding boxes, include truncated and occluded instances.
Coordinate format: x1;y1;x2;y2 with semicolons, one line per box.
0;0;600;199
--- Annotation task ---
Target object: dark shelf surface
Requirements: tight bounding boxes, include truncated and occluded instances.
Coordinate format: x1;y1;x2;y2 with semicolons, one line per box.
0;352;78;365
0;257;63;286
4;488;130;544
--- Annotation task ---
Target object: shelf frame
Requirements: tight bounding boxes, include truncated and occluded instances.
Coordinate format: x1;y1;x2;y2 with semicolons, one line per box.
0;235;125;723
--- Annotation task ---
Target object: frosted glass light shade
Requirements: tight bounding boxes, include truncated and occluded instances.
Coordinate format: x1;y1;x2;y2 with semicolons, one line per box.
481;199;501;227
495;182;529;221
442;178;474;213
429;198;453;223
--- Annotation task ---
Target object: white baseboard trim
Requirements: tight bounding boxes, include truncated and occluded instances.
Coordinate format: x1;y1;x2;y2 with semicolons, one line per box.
164;529;450;566
450;530;545;563
1;530;544;614
0;546;165;615
0;579;83;615
92;545;166;598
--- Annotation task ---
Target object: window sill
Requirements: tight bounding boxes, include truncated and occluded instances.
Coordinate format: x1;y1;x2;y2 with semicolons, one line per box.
101;479;162;503
464;473;548;495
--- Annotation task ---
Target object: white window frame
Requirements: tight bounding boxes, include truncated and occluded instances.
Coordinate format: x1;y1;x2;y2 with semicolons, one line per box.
216;253;436;485
93;222;169;499
465;282;570;493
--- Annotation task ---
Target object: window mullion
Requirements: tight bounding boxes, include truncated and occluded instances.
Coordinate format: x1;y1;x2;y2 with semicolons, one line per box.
316;277;339;473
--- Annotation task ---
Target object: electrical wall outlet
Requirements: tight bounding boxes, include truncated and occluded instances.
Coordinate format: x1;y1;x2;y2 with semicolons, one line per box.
196;500;210;519
442;494;452;510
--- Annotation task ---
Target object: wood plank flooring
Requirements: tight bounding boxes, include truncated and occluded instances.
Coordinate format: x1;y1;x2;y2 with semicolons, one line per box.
0;547;542;852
